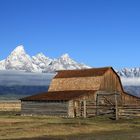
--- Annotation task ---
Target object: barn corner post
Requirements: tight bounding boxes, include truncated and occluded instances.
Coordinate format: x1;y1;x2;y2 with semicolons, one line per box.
96;94;99;116
83;98;87;118
115;92;119;120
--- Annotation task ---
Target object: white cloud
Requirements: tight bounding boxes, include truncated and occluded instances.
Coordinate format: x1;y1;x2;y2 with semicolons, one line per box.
0;70;55;86
121;77;140;86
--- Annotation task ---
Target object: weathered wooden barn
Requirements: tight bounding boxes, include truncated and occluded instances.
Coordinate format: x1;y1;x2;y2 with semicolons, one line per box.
21;67;140;118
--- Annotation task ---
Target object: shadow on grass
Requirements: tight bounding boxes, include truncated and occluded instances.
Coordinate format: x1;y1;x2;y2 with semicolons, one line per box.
11;137;62;140
8;129;140;140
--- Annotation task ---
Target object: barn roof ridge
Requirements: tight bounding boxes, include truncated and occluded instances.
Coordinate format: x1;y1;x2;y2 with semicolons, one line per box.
54;66;112;78
56;66;112;72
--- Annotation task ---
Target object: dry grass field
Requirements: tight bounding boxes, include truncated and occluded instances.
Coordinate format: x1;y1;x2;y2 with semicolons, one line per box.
0;112;140;140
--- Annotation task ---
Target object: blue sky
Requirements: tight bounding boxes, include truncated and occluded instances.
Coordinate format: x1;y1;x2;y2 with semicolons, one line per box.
0;0;140;69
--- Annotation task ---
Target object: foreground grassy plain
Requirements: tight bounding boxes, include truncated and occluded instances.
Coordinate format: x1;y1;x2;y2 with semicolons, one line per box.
0;112;140;140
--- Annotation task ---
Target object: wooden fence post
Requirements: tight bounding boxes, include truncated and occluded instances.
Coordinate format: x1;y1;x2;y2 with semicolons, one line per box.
115;93;118;120
96;94;99;116
83;99;86;118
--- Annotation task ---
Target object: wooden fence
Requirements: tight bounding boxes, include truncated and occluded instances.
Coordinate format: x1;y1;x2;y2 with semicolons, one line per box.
84;102;140;119
118;105;140;119
84;102;116;118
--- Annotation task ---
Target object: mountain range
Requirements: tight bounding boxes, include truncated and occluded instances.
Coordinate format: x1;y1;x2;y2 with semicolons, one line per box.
0;45;90;73
0;45;140;79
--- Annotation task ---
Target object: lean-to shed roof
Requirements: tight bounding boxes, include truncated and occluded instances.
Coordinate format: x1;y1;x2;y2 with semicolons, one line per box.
21;90;97;101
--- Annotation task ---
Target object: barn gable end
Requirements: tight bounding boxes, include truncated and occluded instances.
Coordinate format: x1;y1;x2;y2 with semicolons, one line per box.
48;67;109;92
100;68;123;92
48;76;102;91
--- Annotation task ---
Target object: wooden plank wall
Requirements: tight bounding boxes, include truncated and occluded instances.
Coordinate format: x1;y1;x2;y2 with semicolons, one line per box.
21;101;68;116
100;69;122;92
72;94;96;118
0;101;21;111
48;77;101;91
68;100;75;117
86;100;96;117
100;69;140;105
121;93;140;105
68;100;97;118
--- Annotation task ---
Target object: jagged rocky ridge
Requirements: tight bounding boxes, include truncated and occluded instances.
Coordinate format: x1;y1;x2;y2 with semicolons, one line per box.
117;68;140;78
0;45;90;72
0;45;140;78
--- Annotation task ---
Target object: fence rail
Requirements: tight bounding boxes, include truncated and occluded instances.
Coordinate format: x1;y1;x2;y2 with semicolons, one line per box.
118;105;140;119
84;104;140;119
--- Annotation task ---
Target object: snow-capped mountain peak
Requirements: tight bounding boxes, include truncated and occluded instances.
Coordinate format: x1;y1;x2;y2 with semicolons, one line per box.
44;53;91;72
11;45;25;54
35;53;47;58
58;53;76;65
0;45;90;73
117;67;140;78
58;53;75;64
60;53;70;59
33;52;51;62
1;45;140;78
32;53;53;72
4;45;34;72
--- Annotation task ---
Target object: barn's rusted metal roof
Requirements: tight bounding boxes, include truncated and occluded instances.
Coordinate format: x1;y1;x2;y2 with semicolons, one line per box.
55;67;111;78
21;90;97;101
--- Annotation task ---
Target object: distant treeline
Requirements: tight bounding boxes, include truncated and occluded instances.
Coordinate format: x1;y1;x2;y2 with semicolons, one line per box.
124;86;140;97
0;85;49;100
0;85;140;100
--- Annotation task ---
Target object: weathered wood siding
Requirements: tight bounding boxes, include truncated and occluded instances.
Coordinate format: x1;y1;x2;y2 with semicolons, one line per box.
0;101;21;111
68;100;74;117
100;69;140;105
68;93;96;118
21;101;68;116
86;100;97;117
100;69;123;92
48;77;102;91
121;93;140;105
